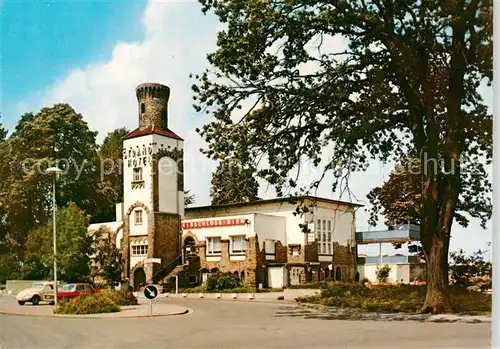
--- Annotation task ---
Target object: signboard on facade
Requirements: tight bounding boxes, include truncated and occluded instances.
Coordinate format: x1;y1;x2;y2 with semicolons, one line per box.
182;218;248;230
143;258;162;264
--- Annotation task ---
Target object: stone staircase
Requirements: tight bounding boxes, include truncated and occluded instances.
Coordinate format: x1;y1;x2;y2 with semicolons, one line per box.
160;264;187;284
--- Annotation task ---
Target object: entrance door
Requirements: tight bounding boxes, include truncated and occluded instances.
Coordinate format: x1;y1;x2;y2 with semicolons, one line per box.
290;267;302;286
268;267;284;288
134;268;146;291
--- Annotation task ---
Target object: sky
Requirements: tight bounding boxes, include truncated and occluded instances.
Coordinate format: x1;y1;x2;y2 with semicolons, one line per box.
1;0;493;258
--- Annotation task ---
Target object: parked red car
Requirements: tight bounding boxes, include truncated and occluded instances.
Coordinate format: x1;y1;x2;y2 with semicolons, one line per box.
57;283;99;300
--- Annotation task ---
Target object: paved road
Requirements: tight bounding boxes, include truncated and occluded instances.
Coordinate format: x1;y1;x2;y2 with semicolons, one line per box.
1;298;491;349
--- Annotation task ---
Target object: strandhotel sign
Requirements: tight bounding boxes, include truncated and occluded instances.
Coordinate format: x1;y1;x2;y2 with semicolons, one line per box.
182;218;248;230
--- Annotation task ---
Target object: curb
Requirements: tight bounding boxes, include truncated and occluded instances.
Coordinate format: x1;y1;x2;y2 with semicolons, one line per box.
0;308;192;319
297;303;492;323
160;296;297;305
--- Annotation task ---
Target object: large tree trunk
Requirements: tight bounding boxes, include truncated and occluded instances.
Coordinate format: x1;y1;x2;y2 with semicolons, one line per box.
421;234;453;313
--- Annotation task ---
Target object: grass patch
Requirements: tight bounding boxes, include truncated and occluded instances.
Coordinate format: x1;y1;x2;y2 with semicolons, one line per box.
298;282;491;315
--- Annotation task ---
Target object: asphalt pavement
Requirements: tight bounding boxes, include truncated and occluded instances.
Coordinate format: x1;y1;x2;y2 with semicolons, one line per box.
1;297;492;349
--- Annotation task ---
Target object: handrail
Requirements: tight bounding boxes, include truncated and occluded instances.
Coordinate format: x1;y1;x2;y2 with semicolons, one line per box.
152;254;182;281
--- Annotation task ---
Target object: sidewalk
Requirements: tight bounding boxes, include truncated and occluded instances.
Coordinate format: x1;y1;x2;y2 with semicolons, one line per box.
0;296;189;319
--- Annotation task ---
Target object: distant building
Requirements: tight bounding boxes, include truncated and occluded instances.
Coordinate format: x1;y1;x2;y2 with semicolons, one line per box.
355;224;425;283
89;82;361;290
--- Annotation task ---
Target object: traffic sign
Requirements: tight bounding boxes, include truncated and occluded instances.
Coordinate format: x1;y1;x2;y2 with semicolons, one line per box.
144;284;159;300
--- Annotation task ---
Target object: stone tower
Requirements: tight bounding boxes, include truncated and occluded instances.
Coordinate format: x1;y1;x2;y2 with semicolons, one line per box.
121;82;184;289
136;83;170;130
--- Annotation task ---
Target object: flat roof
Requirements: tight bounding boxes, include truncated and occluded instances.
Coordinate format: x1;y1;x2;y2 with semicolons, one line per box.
185;195;363;212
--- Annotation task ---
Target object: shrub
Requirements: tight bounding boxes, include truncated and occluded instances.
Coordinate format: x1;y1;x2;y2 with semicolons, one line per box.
54;293;120;315
376;265;391;283
205;272;242;291
99;289;138;306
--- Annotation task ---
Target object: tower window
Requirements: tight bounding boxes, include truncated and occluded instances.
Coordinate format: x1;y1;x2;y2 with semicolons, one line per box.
141;103;145;114
134;210;143;225
132;244;147;256
133;167;143;182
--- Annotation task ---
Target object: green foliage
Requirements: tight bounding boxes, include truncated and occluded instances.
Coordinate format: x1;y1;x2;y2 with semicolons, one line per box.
91;227;123;287
376;265;391;283
192;0;492;313
54;293;120;315
299;283;491;315
99;288;138;306
22;202;93;282
368;152;491;230
210;159;260;205
95;128;129;222
0;113;6;142
205;272;242;291
450;249;492;292
0;255;22;284
184;189;196;206
0;104;100;254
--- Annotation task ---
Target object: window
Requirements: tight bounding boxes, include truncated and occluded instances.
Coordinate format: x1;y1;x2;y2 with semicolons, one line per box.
134;210;143;225
231;236;246;254
317;218;333;255
133;167;143;182
206;237;221;255
141;103;145;114
132;245;148;256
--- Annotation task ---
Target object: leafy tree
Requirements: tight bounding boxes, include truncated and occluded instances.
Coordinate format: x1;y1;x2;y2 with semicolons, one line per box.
449;249;492;291
192;0;492;313
367;151;491;261
22;202;94;282
95;128;129;222
184;189;196;206
0;113;6;142
1;104;100;251
210;159;260;205
0;255;21;284
91;227;123;287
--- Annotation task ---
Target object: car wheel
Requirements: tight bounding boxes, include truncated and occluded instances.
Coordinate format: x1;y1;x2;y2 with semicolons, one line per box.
31;295;40;306
18;300;26;306
49;301;55;305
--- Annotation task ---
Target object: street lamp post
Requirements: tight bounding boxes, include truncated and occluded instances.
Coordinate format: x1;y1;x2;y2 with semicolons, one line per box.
45;166;62;307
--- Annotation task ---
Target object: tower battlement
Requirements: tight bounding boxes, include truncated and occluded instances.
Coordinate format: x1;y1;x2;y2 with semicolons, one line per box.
136;83;170;130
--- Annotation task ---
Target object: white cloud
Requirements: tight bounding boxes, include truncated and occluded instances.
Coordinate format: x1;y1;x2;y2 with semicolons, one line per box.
17;0;492;255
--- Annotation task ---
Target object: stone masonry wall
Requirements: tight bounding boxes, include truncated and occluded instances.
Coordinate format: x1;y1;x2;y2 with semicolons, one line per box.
153;212;181;282
198;236;260;288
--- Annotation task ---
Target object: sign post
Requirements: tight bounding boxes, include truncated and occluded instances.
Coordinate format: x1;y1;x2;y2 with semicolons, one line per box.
144;284;159;316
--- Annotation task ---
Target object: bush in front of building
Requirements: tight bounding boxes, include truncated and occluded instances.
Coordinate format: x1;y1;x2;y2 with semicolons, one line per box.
54;293;120;315
298;282;492;314
205;272;242;291
375;265;392;283
99;288;138;306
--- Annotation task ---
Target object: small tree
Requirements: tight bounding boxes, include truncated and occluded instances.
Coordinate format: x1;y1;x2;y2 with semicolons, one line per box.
210;159;260;205
91;227;123;287
22;202;93;282
376;265;391;283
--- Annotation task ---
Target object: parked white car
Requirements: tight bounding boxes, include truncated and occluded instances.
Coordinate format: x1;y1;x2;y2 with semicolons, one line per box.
16;281;61;306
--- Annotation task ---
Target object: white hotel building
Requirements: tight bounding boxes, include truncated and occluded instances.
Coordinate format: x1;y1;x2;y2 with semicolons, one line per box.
89;82;362;290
